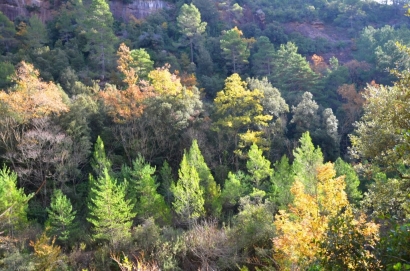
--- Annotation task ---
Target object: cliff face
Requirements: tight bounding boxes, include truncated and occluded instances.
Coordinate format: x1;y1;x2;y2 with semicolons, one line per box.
109;0;169;21
0;0;168;22
0;0;53;22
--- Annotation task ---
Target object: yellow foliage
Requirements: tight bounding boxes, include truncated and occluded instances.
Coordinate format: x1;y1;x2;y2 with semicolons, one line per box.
30;232;62;271
273;163;349;269
0;61;69;123
148;64;190;97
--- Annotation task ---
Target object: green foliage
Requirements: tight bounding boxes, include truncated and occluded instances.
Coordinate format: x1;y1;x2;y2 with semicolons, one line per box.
91;136;112;178
271;155;294;209
246;143;273;190
129;48;154;80
252;36;276;77
81;0;117;79
292;132;323;195
87;167;135;248
172;153;205;226
269;42;320;103
0;62;14;90
186;140;221;217
334;158;362;205
46;189;76;244
220;171;246;211
0;166;32;236
122;156;171;225
177;3;207;63
220;27;252;73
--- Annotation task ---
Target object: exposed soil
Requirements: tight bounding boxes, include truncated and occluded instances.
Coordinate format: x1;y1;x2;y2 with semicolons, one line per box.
284;22;355;63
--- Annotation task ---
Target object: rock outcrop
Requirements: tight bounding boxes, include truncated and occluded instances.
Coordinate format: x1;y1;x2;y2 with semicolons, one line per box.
0;0;168;22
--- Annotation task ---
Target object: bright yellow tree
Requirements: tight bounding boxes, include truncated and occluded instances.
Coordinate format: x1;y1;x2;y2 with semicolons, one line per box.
273;163;379;270
212;73;272;169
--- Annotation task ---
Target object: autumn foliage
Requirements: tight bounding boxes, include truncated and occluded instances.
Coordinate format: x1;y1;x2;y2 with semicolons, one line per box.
0;61;68;123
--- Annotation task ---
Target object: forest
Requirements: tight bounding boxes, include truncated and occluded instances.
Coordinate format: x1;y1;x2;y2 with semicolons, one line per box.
0;0;410;269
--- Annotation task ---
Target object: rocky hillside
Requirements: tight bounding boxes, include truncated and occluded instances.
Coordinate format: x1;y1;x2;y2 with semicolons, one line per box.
0;0;169;22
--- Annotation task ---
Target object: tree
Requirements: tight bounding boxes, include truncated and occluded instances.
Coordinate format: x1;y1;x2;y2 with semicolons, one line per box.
87;168;135;249
0;166;32;237
186;140;221;217
25;15;48;50
81;0;117;79
252;36;276;77
274;163;347;268
220;27;253;73
246;143;273;190
334;158;362;204
212;73;272;169
290;92;320;137
292;132;323;195
177;3;207;63
172;152;205;227
46;189;77;244
270;42;319;102
121;156;171;225
90;135;112;178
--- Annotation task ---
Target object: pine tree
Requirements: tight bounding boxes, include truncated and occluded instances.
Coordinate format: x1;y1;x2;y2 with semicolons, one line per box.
87;168;135;248
292;132;323;195
0;166;32;237
81;0;117;79
46;189;76;244
90;136;112;178
172;153;205;227
186;140;221;216
246;143;273;190
220;27;253;73
177;3;207;63
252;36;276;77
123;156;171;225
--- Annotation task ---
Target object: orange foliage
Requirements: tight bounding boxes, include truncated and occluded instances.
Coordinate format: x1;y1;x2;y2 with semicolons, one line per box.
100;44;152;123
311;54;329;75
337;84;365;132
0;61;68;123
179;72;198;90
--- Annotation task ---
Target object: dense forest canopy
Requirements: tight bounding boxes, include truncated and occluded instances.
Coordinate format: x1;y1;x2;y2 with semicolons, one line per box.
1;0;410;270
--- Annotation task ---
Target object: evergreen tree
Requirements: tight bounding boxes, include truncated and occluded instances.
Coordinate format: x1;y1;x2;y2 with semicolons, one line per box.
159;160;174;206
246;143;273;190
177;3;207;63
220;27;253;73
172;153;205;227
81;0;117;79
90;136;112;178
271;155;294;209
122;156;171;225
46;189;76;244
0;166;32;237
87;168;135;248
292;132;323;195
212;73;272;169
186;140;221;217
252;36;276;77
334;158;362;205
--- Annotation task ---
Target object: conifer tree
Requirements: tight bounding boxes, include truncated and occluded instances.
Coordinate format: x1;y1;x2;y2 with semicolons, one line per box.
246;143;273;190
172;153;205;226
90;136;112;178
0;166;32;237
177;3;207;63
87;168;135;248
292;132;323;195
46;189;76;244
186;140;221;216
220;27;253;73
122;156;171;225
81;0;116;79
